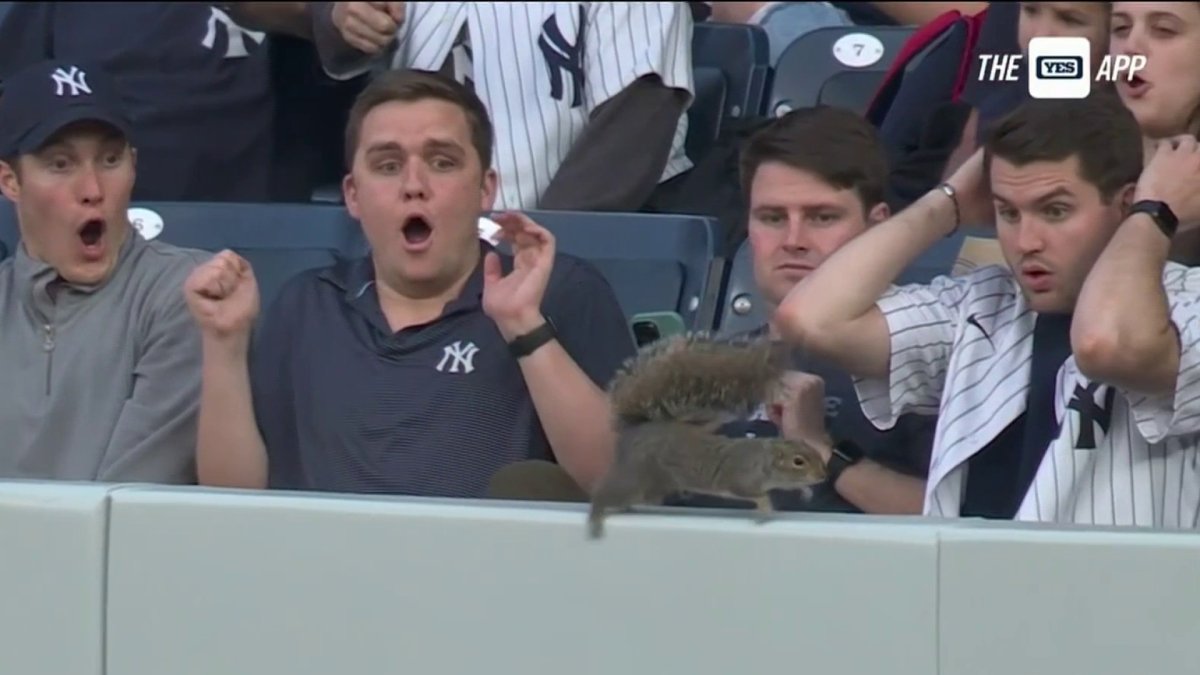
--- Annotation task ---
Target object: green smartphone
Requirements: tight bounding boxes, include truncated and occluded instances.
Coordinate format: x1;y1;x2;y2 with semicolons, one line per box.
630;311;687;346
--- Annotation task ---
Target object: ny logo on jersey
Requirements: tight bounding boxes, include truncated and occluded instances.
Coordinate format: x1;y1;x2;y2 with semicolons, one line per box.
51;66;90;97
202;6;266;59
436;340;480;374
1067;381;1117;449
537;5;586;108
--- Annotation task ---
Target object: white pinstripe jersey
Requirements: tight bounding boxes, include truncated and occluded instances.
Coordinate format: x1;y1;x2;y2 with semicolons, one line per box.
854;263;1200;529
325;2;695;211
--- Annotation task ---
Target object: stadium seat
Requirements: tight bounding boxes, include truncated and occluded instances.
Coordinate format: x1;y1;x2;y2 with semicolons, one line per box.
874;18;972;148
716;229;967;337
816;69;893;114
122;202;365;310
769;25;915;117
514;210;727;331
692;22;772;123
0;200;727;331
686;66;728;161
0;200;16;260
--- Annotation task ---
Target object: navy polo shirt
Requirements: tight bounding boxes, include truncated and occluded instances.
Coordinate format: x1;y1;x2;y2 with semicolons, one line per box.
249;241;637;498
667;326;936;513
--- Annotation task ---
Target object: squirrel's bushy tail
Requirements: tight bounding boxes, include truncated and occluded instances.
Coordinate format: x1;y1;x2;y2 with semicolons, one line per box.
607;332;790;427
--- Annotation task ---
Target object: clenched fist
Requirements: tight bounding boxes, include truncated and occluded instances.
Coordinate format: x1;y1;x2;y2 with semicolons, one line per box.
332;2;405;55
768;371;833;464
185;250;260;342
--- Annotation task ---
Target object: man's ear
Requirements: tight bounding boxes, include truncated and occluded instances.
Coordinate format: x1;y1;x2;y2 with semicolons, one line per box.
479;167;498;212
342;172;360;220
867;201;890;226
0;159;20;202
1117;182;1136;214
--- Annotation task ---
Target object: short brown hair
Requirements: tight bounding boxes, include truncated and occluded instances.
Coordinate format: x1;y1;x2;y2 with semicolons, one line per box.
343;70;494;171
982;90;1142;203
738;106;889;209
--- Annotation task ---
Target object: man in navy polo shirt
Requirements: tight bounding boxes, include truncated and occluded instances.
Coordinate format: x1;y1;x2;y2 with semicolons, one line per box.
184;69;635;497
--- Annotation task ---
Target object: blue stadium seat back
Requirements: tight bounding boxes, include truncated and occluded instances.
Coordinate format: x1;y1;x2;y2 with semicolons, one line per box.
514;210;725;331
769;25;915;117
0;198;18;260
817;69;892;114
877;19;970;144
717;229;970;335
895;229;967;286
716;237;765;337
692;22;771;122
126;202;364;311
686;66;728;161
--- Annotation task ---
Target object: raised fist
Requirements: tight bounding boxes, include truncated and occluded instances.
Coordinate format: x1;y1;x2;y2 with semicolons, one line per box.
184;249;260;342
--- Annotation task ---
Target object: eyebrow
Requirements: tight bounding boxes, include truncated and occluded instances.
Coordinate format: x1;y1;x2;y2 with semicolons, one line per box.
994;186;1075;205
364;139;466;155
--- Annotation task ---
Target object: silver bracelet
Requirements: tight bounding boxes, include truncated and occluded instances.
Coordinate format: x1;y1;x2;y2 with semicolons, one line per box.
937;182;961;237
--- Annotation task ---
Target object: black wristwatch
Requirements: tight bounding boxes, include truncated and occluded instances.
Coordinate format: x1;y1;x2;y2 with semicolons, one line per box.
825;439;864;486
508;318;557;358
1129;200;1179;239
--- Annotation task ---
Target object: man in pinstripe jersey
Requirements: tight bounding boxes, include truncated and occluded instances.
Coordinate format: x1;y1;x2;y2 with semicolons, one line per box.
309;1;694;212
777;94;1200;529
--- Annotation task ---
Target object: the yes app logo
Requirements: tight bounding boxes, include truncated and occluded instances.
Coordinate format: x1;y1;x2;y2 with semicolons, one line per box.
1028;37;1091;99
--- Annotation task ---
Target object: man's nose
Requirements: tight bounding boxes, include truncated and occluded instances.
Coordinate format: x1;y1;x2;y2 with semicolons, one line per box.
400;161;430;200
77;166;103;205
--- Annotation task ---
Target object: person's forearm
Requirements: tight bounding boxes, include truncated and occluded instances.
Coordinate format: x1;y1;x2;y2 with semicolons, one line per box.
222;2;312;39
869;1;988;25
506;322;617;493
197;339;269;489
1072;213;1179;395
776;188;958;361
833;460;926;515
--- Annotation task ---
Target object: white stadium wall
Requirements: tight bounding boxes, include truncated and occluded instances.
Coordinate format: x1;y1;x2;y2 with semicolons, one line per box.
1;480;1198;675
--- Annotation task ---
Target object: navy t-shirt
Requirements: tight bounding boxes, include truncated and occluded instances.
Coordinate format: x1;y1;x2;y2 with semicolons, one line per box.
0;2;275;202
669;326;936;513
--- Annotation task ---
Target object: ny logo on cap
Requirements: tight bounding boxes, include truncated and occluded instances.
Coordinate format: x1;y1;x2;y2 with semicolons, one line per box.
50;66;91;97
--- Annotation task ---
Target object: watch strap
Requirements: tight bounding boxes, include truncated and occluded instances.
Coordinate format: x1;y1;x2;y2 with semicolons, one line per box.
508;319;557;358
826;439;864;485
1129;199;1179;239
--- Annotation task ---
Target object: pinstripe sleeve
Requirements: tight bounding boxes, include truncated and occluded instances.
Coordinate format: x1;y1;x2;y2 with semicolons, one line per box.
583;1;695;112
1128;267;1200;442
852;274;974;430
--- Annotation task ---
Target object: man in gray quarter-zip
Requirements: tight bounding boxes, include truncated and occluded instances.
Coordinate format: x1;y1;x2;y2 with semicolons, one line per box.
0;60;210;483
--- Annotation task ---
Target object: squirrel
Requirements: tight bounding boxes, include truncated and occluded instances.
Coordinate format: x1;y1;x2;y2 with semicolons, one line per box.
587;332;828;539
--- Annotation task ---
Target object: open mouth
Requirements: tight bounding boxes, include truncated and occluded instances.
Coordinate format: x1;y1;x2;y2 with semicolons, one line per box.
79;218;106;247
402;215;432;246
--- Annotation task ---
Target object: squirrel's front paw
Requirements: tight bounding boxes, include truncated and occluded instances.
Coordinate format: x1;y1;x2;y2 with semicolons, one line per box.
752;496;774;524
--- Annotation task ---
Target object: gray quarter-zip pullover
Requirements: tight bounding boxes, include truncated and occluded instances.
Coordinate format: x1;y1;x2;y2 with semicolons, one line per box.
0;229;210;482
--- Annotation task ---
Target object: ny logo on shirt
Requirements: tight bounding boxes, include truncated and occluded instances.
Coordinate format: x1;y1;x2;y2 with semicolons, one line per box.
51;66;90;97
1067;381;1117;449
537;5;586;107
436;340;480;374
202;7;265;59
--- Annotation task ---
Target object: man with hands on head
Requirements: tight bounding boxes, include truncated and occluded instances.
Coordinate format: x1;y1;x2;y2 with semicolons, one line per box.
184;69;635;498
778;93;1200;528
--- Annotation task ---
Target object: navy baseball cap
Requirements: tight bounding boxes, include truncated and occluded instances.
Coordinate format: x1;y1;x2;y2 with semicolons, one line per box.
0;60;133;159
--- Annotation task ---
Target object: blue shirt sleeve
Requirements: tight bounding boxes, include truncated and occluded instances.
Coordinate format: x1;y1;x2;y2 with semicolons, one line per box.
542;256;638;391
